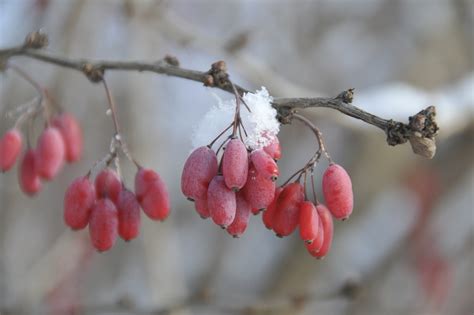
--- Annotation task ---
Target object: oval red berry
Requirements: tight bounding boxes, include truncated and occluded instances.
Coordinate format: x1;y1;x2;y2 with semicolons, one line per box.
242;163;275;210
299;201;320;243
262;186;282;230
227;192;251;238
181;146;218;200
35;127;65;180
194;197;210;219
52;113;83;163
222;139;248;191
250;149;279;181
89;198;118;252
272;182;304;237
322;163;353;220
135;168;170;221
311;204;333;259
95;168;122;204
117;189;141;241
0;129;23;172
207;175;236;228
64;176;96;230
18;149;42;196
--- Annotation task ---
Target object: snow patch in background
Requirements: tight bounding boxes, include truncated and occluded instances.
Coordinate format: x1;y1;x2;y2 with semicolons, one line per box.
191;87;279;150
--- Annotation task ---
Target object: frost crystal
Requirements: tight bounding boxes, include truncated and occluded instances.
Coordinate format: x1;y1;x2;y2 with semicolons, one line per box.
192;87;280;150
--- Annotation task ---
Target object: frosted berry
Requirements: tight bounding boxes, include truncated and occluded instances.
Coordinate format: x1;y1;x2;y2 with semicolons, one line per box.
222;138;248;191
64;176;96;230
227;193;251;238
299;201;320;243
135;168;170;221
52;113;83;163
250;149;279;181
95;168;122;204
89;198;118;252
263;136;281;161
18;149;42;195
207;175;236;228
272;182;304;237
305;220;324;256
0;129;22;172
262;186;282;230
194;197;210;219
181;146;218;200
322;163;353;220
312;204;333;259
117;189;141;241
242;164;275;210
35;126;65;180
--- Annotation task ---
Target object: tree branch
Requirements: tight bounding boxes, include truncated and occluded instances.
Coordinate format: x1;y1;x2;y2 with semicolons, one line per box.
0;33;439;158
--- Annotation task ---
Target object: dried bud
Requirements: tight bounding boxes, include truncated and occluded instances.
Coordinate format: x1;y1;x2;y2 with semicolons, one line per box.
211;60;226;72
24;31;49;49
409;132;436;159
82;63;104;82
337;88;354;103
203;75;214;87
164;55;180;67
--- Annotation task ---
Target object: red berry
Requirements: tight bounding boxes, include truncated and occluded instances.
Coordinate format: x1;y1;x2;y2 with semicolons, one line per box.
262;186;282;230
227;193;251;238
311;204;333;259
263;136;281;160
322;163;353;220
250;149;279;181
222;139;248;191
135;168;170;221
64;176;96;230
299;201;320;243
117;189;141;241
181;146;218;200
272;182;304;237
89;198;118;252
95;169;122;204
194;197;210;219
0;129;22;172
35;126;65;180
305;219;324;256
207;175;236;228
18;149;42;195
242;164;275;210
52;113;83;163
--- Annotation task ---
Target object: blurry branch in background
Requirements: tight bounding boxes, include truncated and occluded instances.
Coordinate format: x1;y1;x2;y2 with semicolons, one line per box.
0;31;439;158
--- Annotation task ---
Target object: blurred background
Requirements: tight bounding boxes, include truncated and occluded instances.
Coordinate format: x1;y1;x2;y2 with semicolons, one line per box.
0;0;473;314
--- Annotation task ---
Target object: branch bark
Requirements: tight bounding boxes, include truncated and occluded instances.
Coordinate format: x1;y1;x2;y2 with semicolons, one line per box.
0;33;439;158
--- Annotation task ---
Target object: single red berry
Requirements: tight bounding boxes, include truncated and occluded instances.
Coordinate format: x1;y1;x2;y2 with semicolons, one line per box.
207;175;236;228
89;198;118;252
242;163;275;210
194;197;210;219
262;186;282;230
263;136;281;161
322;163;353;220
35;126;65;180
311;204;333;259
0;129;23;172
250;149;279;181
272;182;304;237
135;168;170;221
18;149;42;196
222;138;248;191
305;219;324;256
95;168;122;204
64;176;96;230
227;192;251;238
181;146;218;200
117;189;141;241
52;113;83;163
299;201;320;243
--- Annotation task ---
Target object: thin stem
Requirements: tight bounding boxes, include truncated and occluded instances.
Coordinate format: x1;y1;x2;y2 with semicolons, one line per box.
293;113;332;162
101;77;121;135
231;82;242;138
208;123;233;148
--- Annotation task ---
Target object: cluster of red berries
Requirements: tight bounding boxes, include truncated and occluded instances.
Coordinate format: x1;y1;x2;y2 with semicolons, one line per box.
181;135;353;258
64;167;170;252
0;112;83;195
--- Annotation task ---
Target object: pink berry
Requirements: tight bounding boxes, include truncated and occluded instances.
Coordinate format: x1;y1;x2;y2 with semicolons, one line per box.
89;198;118;252
64;176;96;230
263;136;281;160
222;138;248;191
35;126;65;180
52;113;83;163
95;169;122;204
250;149;279;181
299;201;320;243
194;197;210;219
18;149;42;195
322;163;353;220
272;182;304;237
207;175;236;228
0;129;22;172
135;168;170;221
117;189;141;241
305;219;324;256
311;204;333;259
242;164;275;210
262;186;282;230
181;146;218;200
227;193;251;238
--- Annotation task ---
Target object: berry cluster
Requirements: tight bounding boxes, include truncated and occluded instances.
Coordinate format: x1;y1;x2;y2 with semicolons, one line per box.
65;166;170;252
0;112;83;195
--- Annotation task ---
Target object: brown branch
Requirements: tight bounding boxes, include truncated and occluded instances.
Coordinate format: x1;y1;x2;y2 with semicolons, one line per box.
0;32;439;158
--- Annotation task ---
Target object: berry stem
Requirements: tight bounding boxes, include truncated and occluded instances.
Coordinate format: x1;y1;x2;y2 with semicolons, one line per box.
293;113;332;163
208;123;233;148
